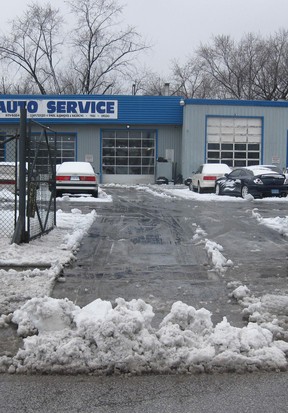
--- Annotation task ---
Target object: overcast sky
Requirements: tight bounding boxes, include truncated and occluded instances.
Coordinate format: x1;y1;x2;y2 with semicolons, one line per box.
1;0;288;77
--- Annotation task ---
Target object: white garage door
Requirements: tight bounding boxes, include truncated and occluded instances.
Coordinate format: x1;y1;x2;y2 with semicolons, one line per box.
206;117;262;167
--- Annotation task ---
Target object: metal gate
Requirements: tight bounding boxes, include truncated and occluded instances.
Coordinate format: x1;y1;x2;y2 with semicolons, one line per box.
12;108;57;244
26;121;57;241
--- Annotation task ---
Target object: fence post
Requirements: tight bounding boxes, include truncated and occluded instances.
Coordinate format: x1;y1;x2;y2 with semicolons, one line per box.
11;106;28;244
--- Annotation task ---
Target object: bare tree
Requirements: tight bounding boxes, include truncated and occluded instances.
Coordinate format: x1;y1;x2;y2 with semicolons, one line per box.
65;0;149;94
170;58;216;98
252;29;288;100
197;35;245;99
194;30;288;101
0;2;63;95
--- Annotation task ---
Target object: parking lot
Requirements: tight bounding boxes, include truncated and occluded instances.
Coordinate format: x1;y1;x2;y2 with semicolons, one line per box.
54;186;288;327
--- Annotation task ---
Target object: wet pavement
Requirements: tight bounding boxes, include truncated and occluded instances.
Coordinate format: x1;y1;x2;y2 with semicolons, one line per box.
1;187;288;412
52;187;288;327
1;186;288;357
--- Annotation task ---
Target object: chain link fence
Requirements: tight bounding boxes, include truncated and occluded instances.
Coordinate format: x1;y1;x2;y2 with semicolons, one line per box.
26;124;56;241
0;115;57;243
0;131;19;238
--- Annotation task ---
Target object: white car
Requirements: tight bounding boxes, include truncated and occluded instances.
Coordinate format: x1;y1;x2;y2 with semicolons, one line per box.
189;163;231;193
56;161;98;197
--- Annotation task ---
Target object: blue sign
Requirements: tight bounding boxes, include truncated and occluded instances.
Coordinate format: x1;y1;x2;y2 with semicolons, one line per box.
0;99;118;119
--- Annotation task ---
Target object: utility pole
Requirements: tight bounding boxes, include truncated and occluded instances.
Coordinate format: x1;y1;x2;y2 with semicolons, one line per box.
11;106;27;244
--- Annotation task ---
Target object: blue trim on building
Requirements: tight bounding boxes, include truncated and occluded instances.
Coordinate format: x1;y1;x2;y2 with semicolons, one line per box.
261;117;264;164
99;129;103;183
286;132;288;168
185;98;288;108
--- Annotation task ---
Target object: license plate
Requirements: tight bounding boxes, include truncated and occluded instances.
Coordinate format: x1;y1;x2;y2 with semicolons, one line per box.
70;176;80;181
271;189;279;194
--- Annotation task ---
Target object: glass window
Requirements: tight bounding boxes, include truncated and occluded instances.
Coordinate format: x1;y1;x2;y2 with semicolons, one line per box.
102;131;116;139
142;148;154;157
103;148;115;156
116;157;128;165
208;143;220;150
116;148;128;157
208;151;219;159
102;129;156;175
129;157;140;165
248;152;260;159
248;144;260;150
142;139;154;148
207;118;261;167
103;138;115;147
221;143;233;150
129;139;141;148
129;148;141;156
103;166;115;174
129;166;141;174
221;152;233;158
234;160;247;166
116;166;128;174
235;144;246;150
31;133;75;165
102;157;115;165
235;152;246;159
142;157;154;165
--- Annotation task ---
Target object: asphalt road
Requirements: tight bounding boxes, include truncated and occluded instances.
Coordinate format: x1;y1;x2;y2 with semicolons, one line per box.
54;187;288;327
1;186;288;412
1;371;288;413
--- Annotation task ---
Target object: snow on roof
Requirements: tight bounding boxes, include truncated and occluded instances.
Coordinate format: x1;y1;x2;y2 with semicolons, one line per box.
245;166;279;175
202;163;231;173
57;161;95;175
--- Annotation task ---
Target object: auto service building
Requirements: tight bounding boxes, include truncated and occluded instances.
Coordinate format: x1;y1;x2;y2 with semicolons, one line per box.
0;94;288;184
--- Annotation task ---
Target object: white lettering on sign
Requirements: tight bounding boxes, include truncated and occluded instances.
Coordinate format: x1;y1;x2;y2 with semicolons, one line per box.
0;99;118;119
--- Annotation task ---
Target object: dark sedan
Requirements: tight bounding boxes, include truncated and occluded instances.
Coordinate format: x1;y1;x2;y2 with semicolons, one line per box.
215;166;288;198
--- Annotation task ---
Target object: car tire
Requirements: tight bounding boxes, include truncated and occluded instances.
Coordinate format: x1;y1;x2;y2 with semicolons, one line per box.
215;184;221;196
197;182;202;194
241;185;249;198
92;190;98;198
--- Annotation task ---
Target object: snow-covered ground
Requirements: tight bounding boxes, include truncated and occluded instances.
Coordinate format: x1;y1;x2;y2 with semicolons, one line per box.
0;184;288;374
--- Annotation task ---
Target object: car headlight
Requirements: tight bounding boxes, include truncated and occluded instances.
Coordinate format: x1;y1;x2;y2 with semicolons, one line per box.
253;178;263;185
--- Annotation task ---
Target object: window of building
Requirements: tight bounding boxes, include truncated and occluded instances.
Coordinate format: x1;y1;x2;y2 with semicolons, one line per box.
102;130;156;175
0;134;5;161
206;117;262;167
30;133;76;166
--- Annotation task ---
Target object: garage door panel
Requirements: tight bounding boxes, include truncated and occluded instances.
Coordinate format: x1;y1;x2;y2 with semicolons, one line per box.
207;116;262;167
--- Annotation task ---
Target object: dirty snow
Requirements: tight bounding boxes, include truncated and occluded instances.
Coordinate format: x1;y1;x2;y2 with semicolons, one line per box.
0;184;288;374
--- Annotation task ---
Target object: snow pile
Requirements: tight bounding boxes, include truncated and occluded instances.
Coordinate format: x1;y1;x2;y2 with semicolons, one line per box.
0;265;61;315
204;239;233;275
192;225;207;242
0;296;287;375
252;208;288;236
230;285;288;343
57;186;112;203
58;208;96;252
0;208;97;313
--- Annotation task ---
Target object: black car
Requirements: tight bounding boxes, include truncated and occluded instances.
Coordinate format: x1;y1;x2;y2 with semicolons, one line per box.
215;166;288;198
